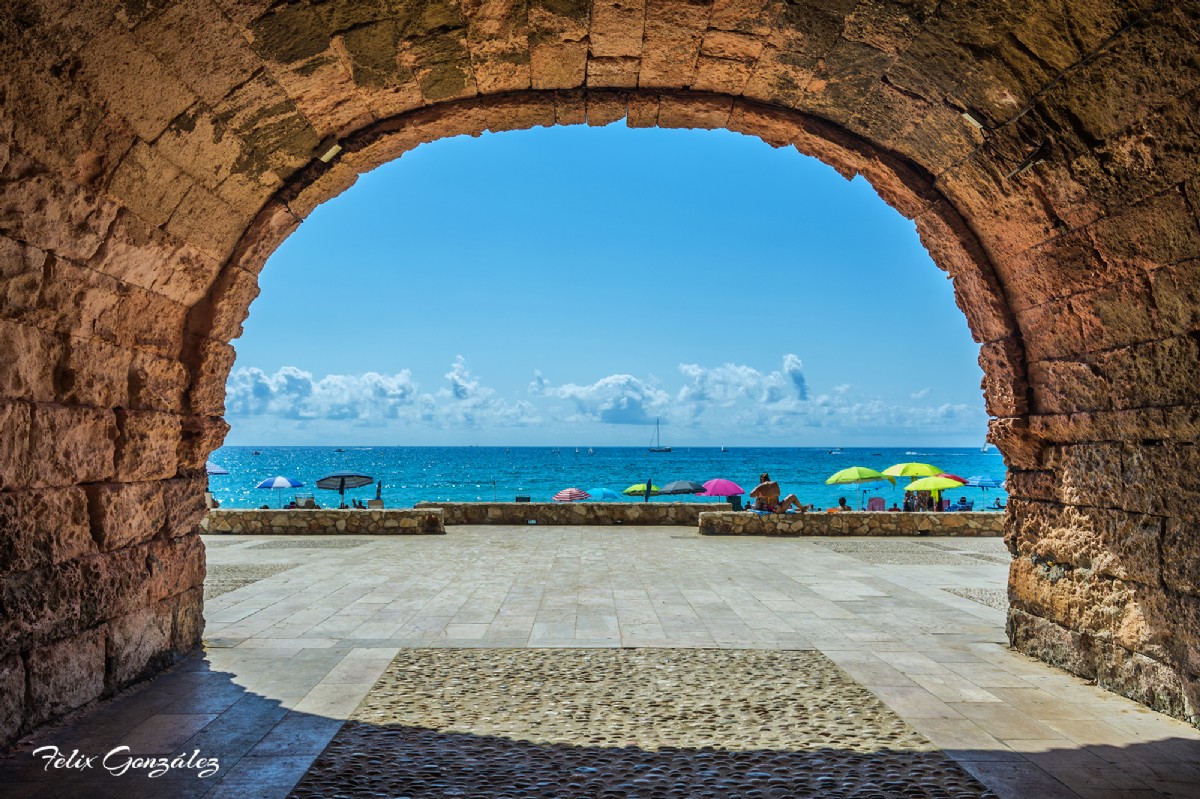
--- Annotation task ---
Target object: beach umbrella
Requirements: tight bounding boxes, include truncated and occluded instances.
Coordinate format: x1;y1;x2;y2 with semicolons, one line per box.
659;480;706;495
316;471;374;507
255;475;303;507
586;487;622;501
937;472;969;484
623;482;660;500
205;460;229;475
882;462;943;479
825;466;896;486
701;478;745;497
553;487;591;502
965;475;1004;491
904;474;966;508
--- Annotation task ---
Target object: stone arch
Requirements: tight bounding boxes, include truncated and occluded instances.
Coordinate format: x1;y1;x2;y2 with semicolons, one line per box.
0;0;1197;746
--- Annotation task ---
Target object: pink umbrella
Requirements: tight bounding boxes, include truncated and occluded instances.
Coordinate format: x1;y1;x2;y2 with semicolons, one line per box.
937;473;968;485
552;487;590;502
701;478;745;497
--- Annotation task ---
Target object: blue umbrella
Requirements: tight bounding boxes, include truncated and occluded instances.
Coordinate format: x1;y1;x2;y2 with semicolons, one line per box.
205;460;229;475
256;475;304;507
586;487;622;501
965;475;1003;490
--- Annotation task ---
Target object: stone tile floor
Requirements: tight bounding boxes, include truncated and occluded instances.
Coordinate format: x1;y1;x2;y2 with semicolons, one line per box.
1;527;1197;798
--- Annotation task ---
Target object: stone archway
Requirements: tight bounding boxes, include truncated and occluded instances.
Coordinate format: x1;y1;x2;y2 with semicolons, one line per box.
1;0;1197;746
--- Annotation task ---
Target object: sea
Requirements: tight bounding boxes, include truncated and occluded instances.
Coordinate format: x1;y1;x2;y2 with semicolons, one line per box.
207;446;1009;511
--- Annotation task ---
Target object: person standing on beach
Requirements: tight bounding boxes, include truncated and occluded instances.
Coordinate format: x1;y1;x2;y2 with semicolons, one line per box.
643;476;653;503
749;473;808;513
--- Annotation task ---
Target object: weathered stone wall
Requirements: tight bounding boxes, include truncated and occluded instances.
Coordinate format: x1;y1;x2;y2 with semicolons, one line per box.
201;508;444;535
0;0;1196;740
699;511;1005;537
414;502;730;526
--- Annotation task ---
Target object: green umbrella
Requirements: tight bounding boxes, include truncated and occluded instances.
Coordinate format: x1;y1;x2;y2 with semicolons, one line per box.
825;466;896;486
882;462;943;479
904;476;966;492
623;483;660;495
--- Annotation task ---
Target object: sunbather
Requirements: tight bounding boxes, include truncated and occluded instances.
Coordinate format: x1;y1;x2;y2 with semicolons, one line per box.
749;473;809;513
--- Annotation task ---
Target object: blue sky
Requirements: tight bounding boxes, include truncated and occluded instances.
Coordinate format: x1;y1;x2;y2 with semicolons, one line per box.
225;122;988;447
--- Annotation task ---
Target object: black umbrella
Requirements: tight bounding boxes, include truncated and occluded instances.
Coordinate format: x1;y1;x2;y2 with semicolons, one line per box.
316;472;374;508
659;480;706;495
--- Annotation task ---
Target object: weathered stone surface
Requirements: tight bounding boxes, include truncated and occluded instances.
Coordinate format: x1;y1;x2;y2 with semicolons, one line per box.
114;410;180;482
172;586;205;651
699;510;1005;537
106;602;174;689
202;508;446;535
1007;500;1162;583
162;477;209;539
145;535;207;602
178;415;231;473
128;351;189;413
0;654;23;747
0;319;60;404
58;336;132;410
27;404;116;489
85;482;166;552
26;627;106;726
0;487;93;574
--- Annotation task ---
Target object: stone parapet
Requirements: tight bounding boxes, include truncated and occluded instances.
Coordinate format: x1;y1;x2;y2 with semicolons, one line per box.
414;502;731;526
201;508;445;535
698;511;1006;537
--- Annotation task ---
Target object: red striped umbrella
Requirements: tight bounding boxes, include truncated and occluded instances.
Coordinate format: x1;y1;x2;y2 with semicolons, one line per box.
552;487;591;502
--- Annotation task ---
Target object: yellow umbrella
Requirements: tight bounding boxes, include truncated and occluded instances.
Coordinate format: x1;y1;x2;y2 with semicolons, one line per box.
904;475;966;508
825;466;895;486
882;462;943;478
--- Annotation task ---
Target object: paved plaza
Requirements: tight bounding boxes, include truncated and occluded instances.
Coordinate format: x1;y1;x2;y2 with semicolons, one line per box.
2;526;1198;798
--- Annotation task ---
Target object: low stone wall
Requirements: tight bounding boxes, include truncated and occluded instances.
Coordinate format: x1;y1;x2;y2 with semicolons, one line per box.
699;510;1005;536
414;502;731;526
201;508;445;535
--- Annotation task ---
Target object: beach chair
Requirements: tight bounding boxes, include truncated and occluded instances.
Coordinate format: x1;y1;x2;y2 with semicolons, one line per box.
295;495;317;509
867;496;886;511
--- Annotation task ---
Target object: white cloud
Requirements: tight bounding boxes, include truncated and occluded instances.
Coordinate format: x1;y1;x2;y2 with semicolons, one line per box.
226;366;417;423
676;354;809;417
910;387;931;399
545;373;670;424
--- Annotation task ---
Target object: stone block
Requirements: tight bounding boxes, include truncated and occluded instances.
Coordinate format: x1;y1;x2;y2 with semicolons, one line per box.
987;417;1043;470
0;400;32;491
530;42;588;89
186;337;237;416
178;415;230;473
1008;500;1162;583
1148;259;1200;339
57;336;132;409
78;24;198;140
165;184;247;263
590;0;646;58
0;319;60;403
585;56;640;88
106;601;175;689
638;0;708;88
92;210;223;308
0;654;23;747
0;487;94;574
173;586;205;651
162;477;209;539
0;237;48;320
658;95;734;131
133;0;261;105
27;404;116;489
0;173;119;263
114;409;181;482
106;140;194;228
692;55;755;95
128;351;188;413
586;92;628;126
85;482;167;552
198;265;261;342
26;627;106;727
1162;513;1200;596
145;535;206;603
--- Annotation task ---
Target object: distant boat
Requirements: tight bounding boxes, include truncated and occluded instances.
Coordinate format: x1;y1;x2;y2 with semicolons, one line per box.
720;445;728;452
649;418;671;452
829;447;843;455
252;451;261;456
587;448;594;455
981;439;992;453
575;448;580;454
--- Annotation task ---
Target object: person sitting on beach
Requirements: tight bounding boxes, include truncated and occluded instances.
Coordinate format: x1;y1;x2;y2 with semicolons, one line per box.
888;502;901;512
749;473;808;513
836;497;852;512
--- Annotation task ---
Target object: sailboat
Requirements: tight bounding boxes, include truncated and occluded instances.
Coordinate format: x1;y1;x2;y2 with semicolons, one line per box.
648;418;671;452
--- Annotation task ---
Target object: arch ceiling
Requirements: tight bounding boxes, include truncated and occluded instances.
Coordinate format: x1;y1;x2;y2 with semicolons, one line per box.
0;0;1197;743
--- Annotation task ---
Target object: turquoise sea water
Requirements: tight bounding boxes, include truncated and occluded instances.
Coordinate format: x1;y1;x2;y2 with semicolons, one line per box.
207;446;1009;511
